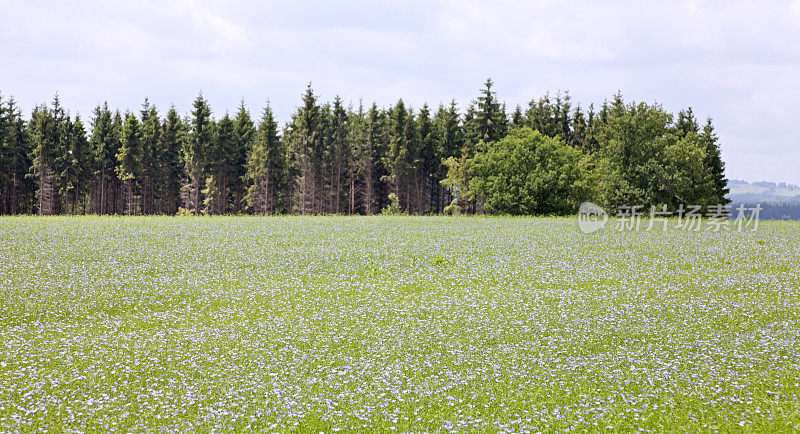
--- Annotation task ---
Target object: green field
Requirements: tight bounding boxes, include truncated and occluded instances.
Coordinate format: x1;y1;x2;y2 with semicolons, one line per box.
1;216;799;432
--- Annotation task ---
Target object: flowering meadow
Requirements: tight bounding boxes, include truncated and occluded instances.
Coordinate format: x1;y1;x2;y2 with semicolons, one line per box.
1;216;799;432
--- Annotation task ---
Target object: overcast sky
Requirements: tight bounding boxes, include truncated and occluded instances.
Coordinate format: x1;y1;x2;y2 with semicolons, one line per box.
1;0;798;184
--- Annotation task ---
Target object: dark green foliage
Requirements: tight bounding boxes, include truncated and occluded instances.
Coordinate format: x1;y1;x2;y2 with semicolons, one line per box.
158;106;185;214
699;118;730;205
139;100;161;214
118;112;141;214
63;116;91;213
246;102;284;214
186;93;213;213
0;81;731;216
231;101;255;213
0;95;35;214
90;103;119;214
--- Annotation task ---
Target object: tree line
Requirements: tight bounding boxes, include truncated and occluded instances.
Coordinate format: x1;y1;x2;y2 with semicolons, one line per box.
0;79;728;216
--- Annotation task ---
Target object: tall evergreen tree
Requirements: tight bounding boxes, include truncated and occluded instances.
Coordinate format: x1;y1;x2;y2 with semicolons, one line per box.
676;107;700;139
90;103;118;214
204;113;235;214
158;106;185;214
329;96;349;213
231;101;255;213
0;97;34;214
416;103;436;213
139;100;161;214
384;99;412;211
358;103;385;214
433;100;462;212
700;118;730;205
245;102;282;214
63;115;91;213
28;103;58;215
511;105;526;128
475;78;505;143
49;95;70;214
186;93;213;213
117;112;141;215
289;84;324;214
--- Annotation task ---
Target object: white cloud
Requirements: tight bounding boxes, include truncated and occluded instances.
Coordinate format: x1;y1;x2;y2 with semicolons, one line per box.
1;0;798;183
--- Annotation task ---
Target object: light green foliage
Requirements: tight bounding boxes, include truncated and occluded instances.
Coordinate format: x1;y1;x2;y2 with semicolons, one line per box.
467;127;587;215
381;192;402;215
201;175;222;215
1;216;799;432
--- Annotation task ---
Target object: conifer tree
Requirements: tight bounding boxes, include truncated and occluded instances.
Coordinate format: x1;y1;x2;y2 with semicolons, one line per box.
205;113;235;214
186;93;213;213
475;78;504;143
246;102;282;214
384;99;411;211
358;103;385;214
231;101;255;213
700;118;730;205
289;84;324;214
28;104;57;215
64;115;91;213
139;100;161;214
0;97;34;214
511;105;525;128
159;106;185;214
416;103;436;212
433;100;462;212
329;96;348;213
676;107;700;139
90;103;117;214
117;112;141;215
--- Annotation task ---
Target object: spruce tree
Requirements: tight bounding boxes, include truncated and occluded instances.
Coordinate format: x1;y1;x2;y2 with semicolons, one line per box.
90;103;117;214
117;112;141;215
433;100;462;212
186;93;213;213
246;102;282;214
329;96;348;213
231;101;255;213
511;105;525;128
139;100;161;214
384;99;411;211
64;115;91;213
28;104;57;215
475;78;504;143
358;103;385;214
700;118;730;205
676;107;700;139
205;113;235;214
289;84;324;214
1;97;34;214
0;94;9;214
416;103;436;212
49;95;70;214
159;106;185;214
346;101;366;214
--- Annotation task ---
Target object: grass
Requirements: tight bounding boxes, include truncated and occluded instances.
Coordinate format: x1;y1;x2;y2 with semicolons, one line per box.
1;215;799;432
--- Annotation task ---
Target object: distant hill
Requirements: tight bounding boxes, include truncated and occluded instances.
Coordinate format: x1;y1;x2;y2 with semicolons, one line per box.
728;180;800;220
728;180;800;204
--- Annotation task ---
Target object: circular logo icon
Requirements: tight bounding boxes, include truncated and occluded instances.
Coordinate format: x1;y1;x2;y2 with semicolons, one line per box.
577;202;608;234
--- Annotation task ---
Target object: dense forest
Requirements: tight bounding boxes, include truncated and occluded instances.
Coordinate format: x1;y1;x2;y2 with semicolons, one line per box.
0;80;728;216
